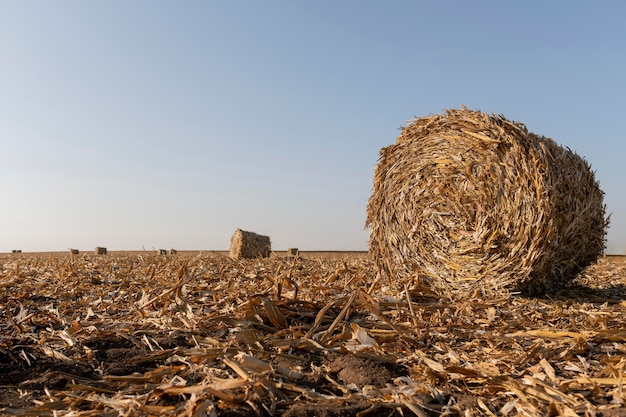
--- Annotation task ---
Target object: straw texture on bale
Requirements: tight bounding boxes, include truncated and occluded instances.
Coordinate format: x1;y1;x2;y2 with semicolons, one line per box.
229;228;271;259
366;108;608;295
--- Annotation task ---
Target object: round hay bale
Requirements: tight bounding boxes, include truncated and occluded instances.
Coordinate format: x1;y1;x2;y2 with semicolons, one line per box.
366;108;608;296
229;228;272;259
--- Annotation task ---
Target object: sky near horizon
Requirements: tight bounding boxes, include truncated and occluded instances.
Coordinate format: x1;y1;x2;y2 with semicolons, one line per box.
1;1;625;253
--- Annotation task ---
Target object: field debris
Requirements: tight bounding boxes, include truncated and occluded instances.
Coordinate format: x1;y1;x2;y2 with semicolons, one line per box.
366;107;608;297
1;252;625;416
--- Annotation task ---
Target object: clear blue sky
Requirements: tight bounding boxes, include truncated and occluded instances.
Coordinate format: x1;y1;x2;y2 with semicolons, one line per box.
1;1;624;253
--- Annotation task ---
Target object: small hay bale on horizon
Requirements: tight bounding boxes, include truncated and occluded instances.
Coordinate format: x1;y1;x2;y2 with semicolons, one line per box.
95;247;107;255
366;107;608;296
229;228;272;259
70;249;79;255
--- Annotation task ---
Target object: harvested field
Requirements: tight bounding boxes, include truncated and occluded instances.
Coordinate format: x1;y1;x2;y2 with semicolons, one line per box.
1;252;626;416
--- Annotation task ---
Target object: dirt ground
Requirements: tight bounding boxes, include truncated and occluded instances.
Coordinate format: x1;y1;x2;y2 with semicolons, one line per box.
1;252;626;416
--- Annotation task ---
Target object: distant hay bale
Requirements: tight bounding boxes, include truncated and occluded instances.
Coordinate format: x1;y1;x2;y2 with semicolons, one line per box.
70;249;79;255
168;249;178;255
366;107;608;296
229;228;271;259
287;248;299;258
12;249;22;253
159;249;168;255
95;247;107;255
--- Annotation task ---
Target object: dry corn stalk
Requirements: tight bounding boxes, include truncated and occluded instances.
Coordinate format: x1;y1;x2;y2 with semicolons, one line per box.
366;107;608;296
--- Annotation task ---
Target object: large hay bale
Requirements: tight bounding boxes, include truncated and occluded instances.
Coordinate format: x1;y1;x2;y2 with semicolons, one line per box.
366;108;608;296
229;228;272;259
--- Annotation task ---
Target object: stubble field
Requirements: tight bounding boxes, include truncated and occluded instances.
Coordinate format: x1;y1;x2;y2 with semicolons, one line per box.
1;251;625;416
